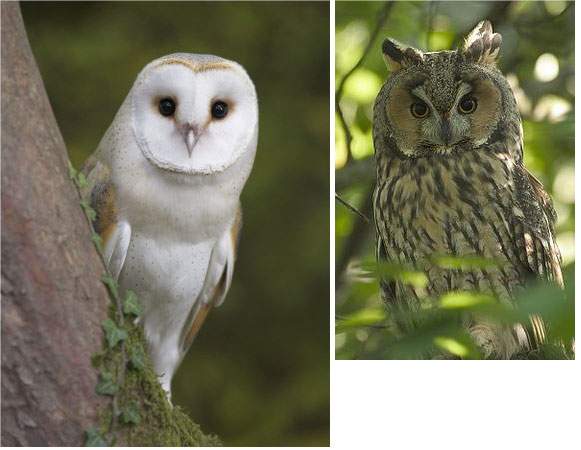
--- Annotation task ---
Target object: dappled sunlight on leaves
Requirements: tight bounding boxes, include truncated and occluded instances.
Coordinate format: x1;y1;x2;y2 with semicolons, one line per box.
439;292;495;309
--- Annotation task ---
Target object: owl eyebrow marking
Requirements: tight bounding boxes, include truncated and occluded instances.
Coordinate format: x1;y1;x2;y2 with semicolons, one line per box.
454;82;472;102
411;85;435;111
404;74;428;90
154;58;234;73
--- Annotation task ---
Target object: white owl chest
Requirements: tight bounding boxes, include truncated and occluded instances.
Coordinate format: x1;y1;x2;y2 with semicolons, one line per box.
112;162;239;333
118;233;213;328
117;163;238;240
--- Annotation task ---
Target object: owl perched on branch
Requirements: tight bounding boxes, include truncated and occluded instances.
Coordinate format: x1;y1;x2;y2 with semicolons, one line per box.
372;21;562;358
82;54;257;396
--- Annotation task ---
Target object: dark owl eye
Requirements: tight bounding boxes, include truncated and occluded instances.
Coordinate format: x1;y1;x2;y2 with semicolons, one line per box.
159;98;176;117
410;102;429;118
211;101;228;119
458;96;477;114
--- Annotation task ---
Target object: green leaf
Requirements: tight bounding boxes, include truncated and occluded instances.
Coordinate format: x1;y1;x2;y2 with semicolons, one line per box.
91;233;103;253
123;290;142;317
80;200;97;222
433;332;482;360
434;337;470;357
95;371;118;396
101;274;119;299
382;265;421;285
439;291;495;309
77;171;88;189
120;403;141;425
102;319;127;349
336;307;386;332
85;427;108;446
431;254;500;270
367;261;428;288
128;345;146;371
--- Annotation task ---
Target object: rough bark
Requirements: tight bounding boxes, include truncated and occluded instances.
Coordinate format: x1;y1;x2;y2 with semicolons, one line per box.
1;2;110;445
1;4;220;446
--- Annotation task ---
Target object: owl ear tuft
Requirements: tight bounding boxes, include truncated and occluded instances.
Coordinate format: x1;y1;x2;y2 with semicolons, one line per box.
382;38;424;73
461;20;502;65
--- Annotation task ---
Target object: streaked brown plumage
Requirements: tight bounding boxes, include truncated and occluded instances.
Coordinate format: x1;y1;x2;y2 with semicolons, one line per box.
372;21;562;358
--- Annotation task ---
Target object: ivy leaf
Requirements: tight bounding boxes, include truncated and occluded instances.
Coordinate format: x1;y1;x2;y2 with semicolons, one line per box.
85;427;108;446
128;345;146;371
120;403;141;425
101;274;119;299
77;171;88;189
123;290;142;317
102;319;127;349
95;371;118;396
91;233;103;253
80;200;97;222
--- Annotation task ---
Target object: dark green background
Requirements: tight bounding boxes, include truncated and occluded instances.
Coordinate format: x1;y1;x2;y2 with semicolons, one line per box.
22;1;329;445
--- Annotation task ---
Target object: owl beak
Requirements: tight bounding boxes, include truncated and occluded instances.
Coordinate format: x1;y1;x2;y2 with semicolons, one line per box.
440;116;453;145
185;128;199;157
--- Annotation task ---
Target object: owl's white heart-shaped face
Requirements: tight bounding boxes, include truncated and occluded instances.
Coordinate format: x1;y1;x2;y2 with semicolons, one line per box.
131;55;258;175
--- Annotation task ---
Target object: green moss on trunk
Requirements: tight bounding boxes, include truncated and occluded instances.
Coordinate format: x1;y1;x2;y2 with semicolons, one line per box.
92;321;221;446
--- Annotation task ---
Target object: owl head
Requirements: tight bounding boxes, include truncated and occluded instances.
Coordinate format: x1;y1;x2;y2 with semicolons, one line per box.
374;21;520;158
127;53;258;175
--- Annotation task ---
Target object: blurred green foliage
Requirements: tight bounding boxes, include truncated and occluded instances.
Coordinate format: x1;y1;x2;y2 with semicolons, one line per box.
22;1;329;445
335;1;574;360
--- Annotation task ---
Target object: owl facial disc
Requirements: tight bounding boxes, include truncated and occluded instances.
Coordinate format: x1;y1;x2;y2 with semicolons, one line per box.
131;56;258;175
377;21;507;159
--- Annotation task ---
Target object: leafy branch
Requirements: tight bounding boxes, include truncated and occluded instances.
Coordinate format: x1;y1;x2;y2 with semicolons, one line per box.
334;2;393;291
335;1;393;164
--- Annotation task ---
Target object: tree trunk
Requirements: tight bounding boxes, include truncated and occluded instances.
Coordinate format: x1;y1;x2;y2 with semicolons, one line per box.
1;3;218;446
0;2;110;445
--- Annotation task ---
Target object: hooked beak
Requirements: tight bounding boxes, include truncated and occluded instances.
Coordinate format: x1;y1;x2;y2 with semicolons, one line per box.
185;128;199;157
440;120;452;145
439;112;453;145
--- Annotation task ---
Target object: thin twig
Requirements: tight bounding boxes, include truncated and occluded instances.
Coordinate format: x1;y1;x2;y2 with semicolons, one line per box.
335;185;374;293
335;1;394;163
335;193;370;223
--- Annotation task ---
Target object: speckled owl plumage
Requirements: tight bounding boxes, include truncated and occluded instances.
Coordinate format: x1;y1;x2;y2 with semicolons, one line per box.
372;21;562;358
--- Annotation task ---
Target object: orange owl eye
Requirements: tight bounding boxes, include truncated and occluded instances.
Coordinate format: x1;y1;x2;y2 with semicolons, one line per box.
411;102;429;118
458;95;477;114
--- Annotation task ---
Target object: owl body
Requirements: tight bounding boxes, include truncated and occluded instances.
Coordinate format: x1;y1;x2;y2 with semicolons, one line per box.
83;54;257;394
372;22;561;358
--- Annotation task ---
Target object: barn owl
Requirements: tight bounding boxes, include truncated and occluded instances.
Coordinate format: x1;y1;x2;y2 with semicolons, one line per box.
373;21;562;358
82;53;258;395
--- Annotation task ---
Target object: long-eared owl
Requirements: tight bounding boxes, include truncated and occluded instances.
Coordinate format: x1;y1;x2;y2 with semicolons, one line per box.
372;21;562;358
